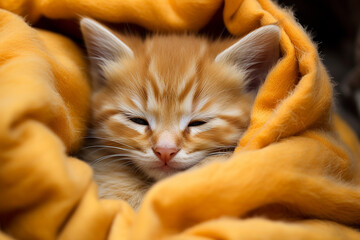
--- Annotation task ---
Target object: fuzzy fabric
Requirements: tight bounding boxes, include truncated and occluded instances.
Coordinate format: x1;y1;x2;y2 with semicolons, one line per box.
0;0;360;239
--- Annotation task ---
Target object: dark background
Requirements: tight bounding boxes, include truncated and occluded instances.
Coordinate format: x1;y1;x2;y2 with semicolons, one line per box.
278;0;360;135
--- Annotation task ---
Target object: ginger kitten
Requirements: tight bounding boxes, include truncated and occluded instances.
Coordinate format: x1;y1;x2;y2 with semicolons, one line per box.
80;18;280;209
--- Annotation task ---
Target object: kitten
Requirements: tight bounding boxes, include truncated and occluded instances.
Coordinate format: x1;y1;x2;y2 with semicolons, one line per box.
79;18;280;209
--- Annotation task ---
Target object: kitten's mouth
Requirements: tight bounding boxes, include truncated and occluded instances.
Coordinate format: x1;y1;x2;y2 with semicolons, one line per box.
157;165;177;172
140;157;202;180
145;165;181;179
150;162;195;173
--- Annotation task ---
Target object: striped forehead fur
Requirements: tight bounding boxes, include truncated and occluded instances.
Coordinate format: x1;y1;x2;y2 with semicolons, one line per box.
80;21;282;206
102;34;249;113
88;32;256;182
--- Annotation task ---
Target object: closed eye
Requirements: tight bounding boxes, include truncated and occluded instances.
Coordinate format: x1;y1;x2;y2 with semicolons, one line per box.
129;117;149;126
188;120;207;127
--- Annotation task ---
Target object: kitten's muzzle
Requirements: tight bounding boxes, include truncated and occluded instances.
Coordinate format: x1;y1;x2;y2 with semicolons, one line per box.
152;147;180;164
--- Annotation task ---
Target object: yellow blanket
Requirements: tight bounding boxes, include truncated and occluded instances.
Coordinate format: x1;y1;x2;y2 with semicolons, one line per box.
1;0;360;239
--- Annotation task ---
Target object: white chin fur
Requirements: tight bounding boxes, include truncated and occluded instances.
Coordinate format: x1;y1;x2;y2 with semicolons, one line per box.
145;167;181;180
132;150;205;180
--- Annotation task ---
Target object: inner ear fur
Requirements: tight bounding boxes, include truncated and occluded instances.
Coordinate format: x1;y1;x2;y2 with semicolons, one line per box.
215;25;281;91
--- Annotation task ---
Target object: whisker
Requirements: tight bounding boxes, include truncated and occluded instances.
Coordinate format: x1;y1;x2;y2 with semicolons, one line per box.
84;136;136;149
206;145;236;152
206;145;236;157
81;144;133;152
92;153;133;165
80;145;133;157
131;163;149;180
103;157;133;167
207;152;232;156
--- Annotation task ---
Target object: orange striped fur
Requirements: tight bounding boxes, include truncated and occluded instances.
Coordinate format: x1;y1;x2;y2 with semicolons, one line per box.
80;19;280;208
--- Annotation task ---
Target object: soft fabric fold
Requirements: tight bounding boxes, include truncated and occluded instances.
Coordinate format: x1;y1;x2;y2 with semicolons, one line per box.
0;0;359;239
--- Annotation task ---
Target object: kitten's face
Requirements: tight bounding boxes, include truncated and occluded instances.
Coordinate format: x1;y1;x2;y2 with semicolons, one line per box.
81;19;280;180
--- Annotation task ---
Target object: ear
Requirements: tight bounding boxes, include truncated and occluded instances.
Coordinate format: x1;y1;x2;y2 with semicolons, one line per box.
80;18;134;86
215;25;280;91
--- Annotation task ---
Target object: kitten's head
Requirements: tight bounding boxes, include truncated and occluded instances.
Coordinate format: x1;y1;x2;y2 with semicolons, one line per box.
80;18;280;180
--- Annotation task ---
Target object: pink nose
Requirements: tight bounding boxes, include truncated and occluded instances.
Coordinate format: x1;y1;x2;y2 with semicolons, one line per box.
152;147;180;163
